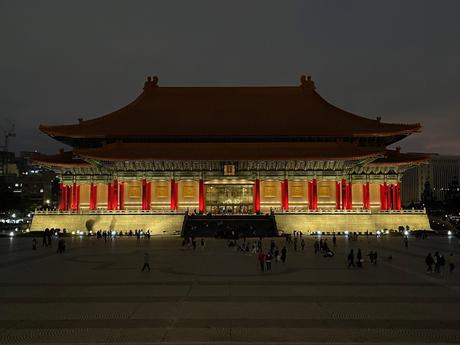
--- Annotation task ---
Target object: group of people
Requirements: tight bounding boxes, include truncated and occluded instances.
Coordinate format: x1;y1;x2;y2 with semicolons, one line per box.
95;229;151;241
425;252;455;275
347;248;376;268
313;238;334;257
257;239;288;272
181;236;205;250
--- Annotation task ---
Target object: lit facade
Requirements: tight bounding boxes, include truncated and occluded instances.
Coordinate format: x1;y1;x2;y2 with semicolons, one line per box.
32;76;430;234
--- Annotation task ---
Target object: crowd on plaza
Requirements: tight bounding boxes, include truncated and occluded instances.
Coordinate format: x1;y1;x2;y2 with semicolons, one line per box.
425;251;455;276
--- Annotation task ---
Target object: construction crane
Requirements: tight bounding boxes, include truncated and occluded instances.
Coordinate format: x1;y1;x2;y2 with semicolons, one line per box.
1;121;16;152
1;121;16;178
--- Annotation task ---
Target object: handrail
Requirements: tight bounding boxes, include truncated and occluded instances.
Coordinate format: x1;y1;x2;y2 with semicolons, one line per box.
34;208;426;215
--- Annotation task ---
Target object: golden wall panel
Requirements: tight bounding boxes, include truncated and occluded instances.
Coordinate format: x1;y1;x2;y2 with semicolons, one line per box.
288;180;308;205
369;182;381;207
96;183;108;207
125;180;141;208
318;181;335;206
178;180;199;206
129;186;141;199
260;180;281;206
79;183;90;208
152;181;170;204
352;182;363;206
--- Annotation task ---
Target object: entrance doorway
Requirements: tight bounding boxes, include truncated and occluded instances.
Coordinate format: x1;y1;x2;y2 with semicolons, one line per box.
206;184;253;214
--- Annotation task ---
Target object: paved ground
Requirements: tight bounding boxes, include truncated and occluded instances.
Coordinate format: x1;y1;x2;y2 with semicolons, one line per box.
0;234;459;345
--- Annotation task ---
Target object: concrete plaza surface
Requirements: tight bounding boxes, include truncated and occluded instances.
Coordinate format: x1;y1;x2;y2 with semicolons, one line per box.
0;234;459;345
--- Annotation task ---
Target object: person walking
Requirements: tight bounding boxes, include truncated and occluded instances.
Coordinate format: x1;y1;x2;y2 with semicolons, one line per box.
32;238;37;251
141;253;151;272
281;246;287;263
347;249;355;268
357;249;363;268
404;236;409;248
425;253;434;273
265;251;272;271
447;253;455;275
373;251;378;265
200;238;205;250
258;251;266;272
301;238;305;252
332;234;337;246
367;251;374;264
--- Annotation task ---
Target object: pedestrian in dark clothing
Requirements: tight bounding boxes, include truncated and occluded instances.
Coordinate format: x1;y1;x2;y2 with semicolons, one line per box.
141;253;151;272
347;249;355;268
357;249;363;268
425;253;434;273
258;251;265;272
281;246;287;263
404;236;409;248
367;251;374;264
434;252;441;273
373;251;378;265
265;252;272;271
32;238;37;250
447;253;455;274
332;234;337;246
301;238;305;251
42;229;48;247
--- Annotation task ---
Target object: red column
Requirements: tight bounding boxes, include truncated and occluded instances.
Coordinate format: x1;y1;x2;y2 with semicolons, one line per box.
396;182;401;210
69;184;74;210
312;178;318;210
281;181;285;210
341;179;347;209
112;179;118;210
90;183;98;210
335;181;341;210
347;182;353;210
76;185;80;211
199;179;206;213
89;183;93;210
119;182;125;210
170;179;178;211
141;179;146;210
362;182;370;209
282;178;289;211
253;178;260;214
147;181;152;210
65;185;70;210
386;183;392;210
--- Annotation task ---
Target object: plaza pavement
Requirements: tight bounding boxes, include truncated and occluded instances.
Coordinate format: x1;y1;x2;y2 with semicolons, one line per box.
0;233;459;345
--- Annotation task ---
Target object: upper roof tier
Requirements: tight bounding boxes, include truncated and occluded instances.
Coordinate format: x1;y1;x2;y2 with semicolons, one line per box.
40;76;421;142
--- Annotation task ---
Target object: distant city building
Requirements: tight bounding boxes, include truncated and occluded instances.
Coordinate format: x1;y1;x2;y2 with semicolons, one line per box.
402;155;460;205
0;151;58;210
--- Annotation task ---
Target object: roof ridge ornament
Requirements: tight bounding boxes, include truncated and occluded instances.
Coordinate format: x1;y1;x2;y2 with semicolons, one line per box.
143;76;159;91
300;75;316;90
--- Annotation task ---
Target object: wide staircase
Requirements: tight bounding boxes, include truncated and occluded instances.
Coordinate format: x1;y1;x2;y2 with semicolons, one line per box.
181;213;278;238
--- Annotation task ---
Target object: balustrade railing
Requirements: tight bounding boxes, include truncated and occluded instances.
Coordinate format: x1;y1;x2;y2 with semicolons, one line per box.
34;207;426;215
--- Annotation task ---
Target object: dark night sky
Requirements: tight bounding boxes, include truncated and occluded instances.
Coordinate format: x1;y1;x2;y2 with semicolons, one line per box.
1;0;459;155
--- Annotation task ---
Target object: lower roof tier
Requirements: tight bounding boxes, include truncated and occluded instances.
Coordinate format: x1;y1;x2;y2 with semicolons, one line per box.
32;142;430;173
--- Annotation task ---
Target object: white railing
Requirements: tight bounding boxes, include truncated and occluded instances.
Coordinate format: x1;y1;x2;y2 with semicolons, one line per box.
272;207;425;215
34;208;183;215
34;207;426;216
